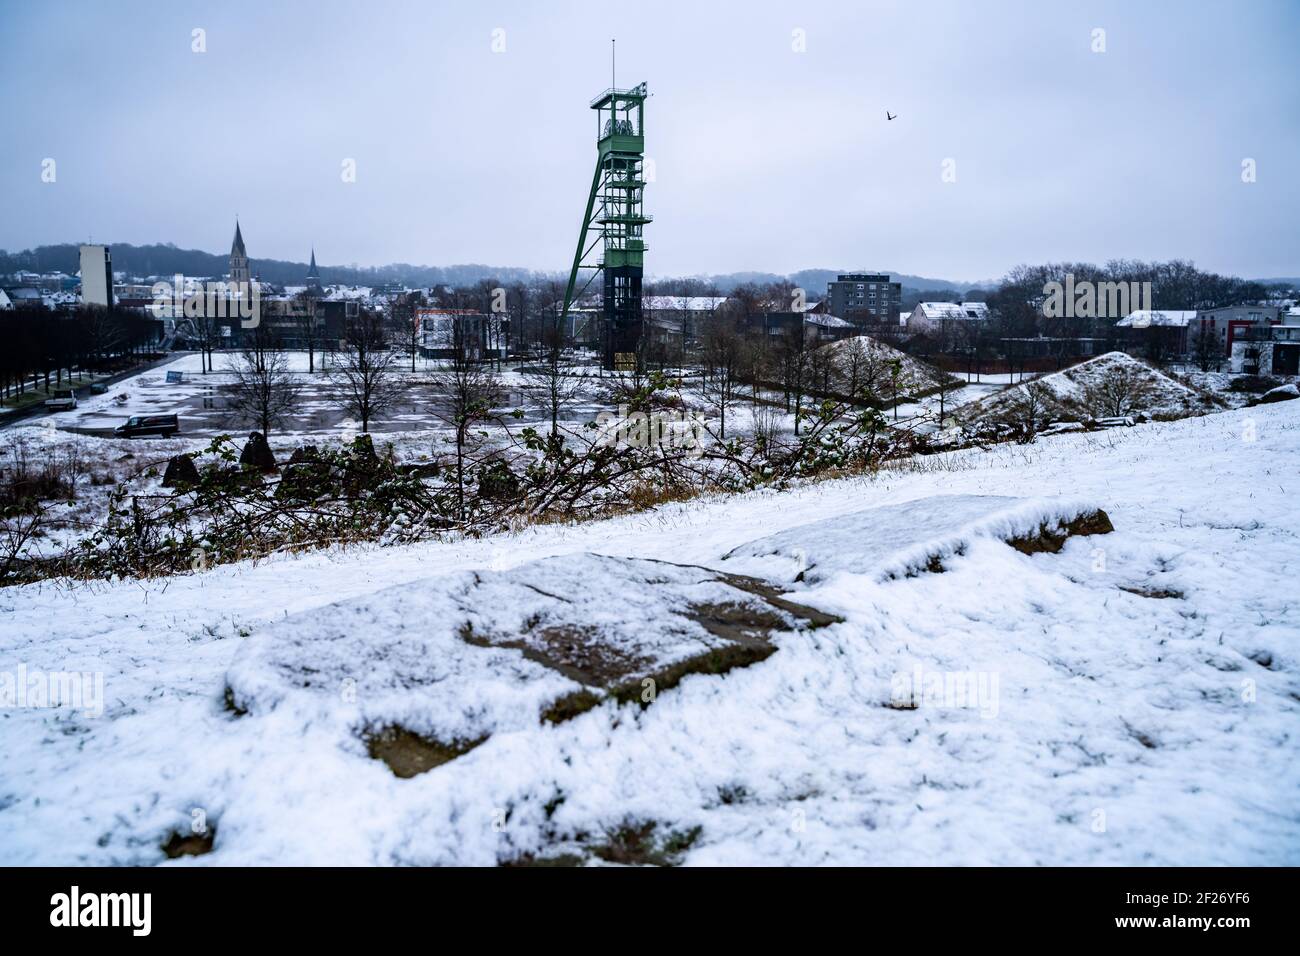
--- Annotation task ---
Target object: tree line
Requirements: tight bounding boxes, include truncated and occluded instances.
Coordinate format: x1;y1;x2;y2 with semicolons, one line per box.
0;305;161;402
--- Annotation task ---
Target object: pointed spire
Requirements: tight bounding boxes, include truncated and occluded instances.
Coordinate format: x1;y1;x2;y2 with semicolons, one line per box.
307;247;319;279
231;219;246;257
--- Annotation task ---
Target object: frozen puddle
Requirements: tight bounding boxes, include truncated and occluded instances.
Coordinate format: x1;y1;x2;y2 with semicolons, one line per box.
720;494;1113;584
225;553;837;776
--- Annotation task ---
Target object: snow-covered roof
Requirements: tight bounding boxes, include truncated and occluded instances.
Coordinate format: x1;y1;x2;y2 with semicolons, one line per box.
643;295;727;312
321;285;373;301
1117;310;1198;328
915;301;989;321
804;313;852;328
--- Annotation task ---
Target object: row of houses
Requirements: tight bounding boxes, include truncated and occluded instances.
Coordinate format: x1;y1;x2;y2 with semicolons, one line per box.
2;245;115;312
4;270;79;293
1114;305;1299;369
11;239;1296;378
0;285;81;310
900;298;1300;374
3;244;904;362
635;286;1300;377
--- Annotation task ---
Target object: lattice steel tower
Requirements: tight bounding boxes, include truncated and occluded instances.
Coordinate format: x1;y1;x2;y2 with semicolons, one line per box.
560;81;650;370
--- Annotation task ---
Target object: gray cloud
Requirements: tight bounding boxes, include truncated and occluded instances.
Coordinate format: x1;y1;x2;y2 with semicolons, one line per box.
2;0;1296;281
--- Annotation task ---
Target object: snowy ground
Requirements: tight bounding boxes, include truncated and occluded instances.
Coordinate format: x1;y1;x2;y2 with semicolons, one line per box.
4;352;970;561
2;383;1297;866
2;353;611;556
19;350;958;446
23;351;610;439
883;373;1018;425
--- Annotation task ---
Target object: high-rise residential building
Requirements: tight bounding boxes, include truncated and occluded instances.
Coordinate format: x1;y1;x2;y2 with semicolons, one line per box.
79;244;113;307
826;273;902;326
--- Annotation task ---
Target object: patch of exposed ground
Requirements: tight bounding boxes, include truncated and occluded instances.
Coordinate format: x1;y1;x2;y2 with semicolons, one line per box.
1118;584;1185;600
1005;509;1114;555
500;819;703;867
364;726;487;778
459;560;842;724
162;827;215;858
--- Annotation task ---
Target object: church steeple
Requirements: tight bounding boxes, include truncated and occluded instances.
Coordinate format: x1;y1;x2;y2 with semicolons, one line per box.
305;247;323;293
229;219;250;287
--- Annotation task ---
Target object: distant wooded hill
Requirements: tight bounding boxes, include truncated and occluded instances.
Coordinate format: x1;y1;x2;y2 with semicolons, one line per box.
0;243;545;288
0;242;988;294
6;241;1288;297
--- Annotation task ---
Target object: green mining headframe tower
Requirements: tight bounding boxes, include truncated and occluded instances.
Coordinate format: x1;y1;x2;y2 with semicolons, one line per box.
560;82;650;371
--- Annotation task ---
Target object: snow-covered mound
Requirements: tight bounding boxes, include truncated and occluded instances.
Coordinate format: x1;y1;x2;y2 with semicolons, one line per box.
819;334;954;398
721;494;1110;584
962;351;1209;423
1260;382;1300;404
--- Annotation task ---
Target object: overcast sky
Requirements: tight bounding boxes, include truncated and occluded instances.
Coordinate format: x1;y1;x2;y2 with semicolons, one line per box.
2;0;1296;282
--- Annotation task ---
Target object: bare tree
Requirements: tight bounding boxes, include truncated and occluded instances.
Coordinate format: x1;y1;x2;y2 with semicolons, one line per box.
523;305;583;441
958;321;991;383
294;290;324;373
78;305;126;372
805;335;833;393
1000;380;1054;441
775;322;814;433
506;281;528;358
1192;322;1221;372
933;374;964;427
832;336;890;402
701;314;745;440
433;315;502;521
329;309;402;433
177;310;222;373
391;291;426;373
225;329;300;436
887;357;904;421
1085;363;1153;417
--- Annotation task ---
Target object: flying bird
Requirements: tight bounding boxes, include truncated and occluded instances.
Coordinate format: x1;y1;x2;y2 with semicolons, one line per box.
886;111;897;121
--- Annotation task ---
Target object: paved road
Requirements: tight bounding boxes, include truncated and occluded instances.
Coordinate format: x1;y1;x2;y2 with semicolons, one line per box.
0;352;192;431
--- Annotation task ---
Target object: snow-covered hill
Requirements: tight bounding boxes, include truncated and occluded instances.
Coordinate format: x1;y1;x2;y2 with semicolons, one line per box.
2;401;1297;865
820;334;955;398
961;351;1216;423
